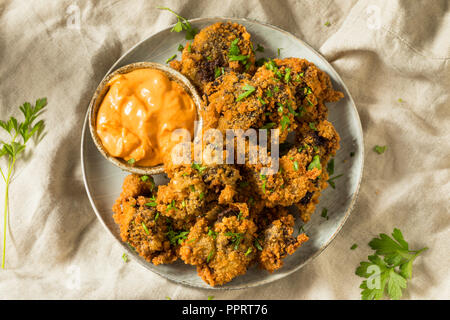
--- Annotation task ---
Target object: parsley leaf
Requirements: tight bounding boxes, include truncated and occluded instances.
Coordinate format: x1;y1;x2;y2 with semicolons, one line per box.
356;228;428;300
374;145;387;154
157;7;198;40
307;155;321;171
236;84;256;102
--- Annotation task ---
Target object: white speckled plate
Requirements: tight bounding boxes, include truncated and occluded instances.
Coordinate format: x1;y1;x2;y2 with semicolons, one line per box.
81;17;364;289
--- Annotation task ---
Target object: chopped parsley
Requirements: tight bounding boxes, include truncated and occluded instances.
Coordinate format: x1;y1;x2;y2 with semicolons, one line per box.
140;175;149;182
166;199;178;212
351;243;358;250
177;44;184;51
214;66;224;78
207;227;218;239
277;48;282;57
122;253;128;263
321;208;328;220
236;84;256;101
166;229;189;245
280;115;290;131
261;122;275;129
206;250;215;263
166;53;177;63
127;158;136;164
350;151;355;157
245;247;252;256
284;68;291;83
309;122;318;131
327;174;343;189
142;222;150;235
374;145;387;154
327;158;335;175
255;44;264;52
308;155;322;171
191;162;207;173
225;232;244;250
254;239;263;251
324;21;331;27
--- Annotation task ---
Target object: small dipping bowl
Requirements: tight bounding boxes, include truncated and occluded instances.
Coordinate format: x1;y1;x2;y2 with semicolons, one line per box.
88;62;202;175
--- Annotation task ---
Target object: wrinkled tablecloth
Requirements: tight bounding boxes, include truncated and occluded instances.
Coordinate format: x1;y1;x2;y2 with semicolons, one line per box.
0;0;448;299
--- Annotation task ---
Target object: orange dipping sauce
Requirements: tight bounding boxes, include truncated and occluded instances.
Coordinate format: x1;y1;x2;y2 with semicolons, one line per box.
96;68;197;166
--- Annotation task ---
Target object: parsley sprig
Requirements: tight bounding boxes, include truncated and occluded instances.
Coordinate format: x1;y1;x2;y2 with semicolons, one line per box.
157;7;198;40
356;228;428;300
0;98;47;268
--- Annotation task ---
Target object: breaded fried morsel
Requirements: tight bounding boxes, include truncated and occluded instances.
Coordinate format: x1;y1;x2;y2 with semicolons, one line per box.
258;214;309;273
273;57;344;122
171;22;256;92
157;162;242;222
112;174;177;265
180;212;257;286
202;71;264;133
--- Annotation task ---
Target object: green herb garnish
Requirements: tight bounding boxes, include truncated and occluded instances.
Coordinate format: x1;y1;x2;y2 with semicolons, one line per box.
127;158;136;164
142;222;150;235
0;97;47;268
327;174;343;189
207;296;214;300
309;122;317;131
321;208;328;220
254;239;263;251
140;175;149;182
280;115;290;131
165;54;177;64
307;155;322;171
245;247;252;256
324;21;331;27
255;44;264;52
351;244;358;250
177;44;184;51
157;7;198;39
236;84;256;101
206;249;215;263
261;122;275;129
122;253;129;263
327;158;335;175
225;232;244;250
356;228;428;300
191;162;206;173
374;145;387;154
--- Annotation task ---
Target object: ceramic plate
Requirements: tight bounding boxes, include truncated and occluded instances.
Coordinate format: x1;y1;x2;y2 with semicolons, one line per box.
81;17;364;289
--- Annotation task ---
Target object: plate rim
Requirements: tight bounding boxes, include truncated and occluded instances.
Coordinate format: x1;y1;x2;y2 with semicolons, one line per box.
80;16;365;290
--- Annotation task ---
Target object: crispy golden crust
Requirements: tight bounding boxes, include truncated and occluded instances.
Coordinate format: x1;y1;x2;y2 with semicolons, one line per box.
180;214;257;286
258;214;309;272
274;57;344;123
112;175;177;265
202;71;264;133
172;22;256;93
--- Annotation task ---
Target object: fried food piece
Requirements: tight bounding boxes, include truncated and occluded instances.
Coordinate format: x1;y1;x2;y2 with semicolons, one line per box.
112;174;177;265
202;71;264;133
294;119;340;222
244;119;339;212
258;214;309;272
244;144;322;208
273;57;344;123
157;162;242;223
252;61;299;142
171;22;256;92
180;211;257;286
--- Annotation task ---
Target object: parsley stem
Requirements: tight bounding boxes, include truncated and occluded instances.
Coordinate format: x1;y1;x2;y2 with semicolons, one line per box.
2;156;15;269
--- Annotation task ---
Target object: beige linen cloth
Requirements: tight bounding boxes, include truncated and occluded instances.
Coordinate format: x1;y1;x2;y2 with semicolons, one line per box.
0;0;448;299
